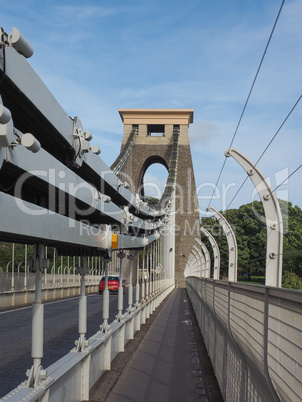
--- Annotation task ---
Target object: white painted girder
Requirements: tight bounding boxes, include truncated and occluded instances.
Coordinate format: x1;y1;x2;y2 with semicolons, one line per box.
225;147;283;287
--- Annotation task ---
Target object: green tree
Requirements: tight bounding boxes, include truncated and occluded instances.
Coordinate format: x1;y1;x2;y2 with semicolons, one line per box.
201;200;302;288
283;270;302;289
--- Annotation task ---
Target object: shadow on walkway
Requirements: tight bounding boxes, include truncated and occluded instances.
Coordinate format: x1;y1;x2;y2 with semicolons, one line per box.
88;288;223;402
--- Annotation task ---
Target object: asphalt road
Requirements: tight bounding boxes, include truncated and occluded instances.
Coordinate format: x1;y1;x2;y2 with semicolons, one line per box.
0;291;130;398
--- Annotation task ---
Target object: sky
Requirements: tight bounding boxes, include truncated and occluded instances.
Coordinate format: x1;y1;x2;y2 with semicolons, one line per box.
1;0;301;217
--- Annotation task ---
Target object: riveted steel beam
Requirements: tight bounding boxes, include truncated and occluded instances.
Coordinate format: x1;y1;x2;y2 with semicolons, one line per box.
0;46;161;221
225;147;283;287
0;192;112;254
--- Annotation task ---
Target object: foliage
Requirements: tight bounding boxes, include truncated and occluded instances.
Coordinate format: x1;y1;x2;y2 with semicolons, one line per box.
0;244;74;273
0;243;34;272
282;270;302;290
145;196;159;205
201;200;302;288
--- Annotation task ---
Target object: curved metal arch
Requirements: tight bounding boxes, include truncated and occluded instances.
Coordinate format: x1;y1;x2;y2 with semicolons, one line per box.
225;147;283;287
190;249;201;277
192;244;205;277
194;239;210;278
187;251;201;277
200;227;221;280
185;258;194;277
207;206;237;282
185;254;194;277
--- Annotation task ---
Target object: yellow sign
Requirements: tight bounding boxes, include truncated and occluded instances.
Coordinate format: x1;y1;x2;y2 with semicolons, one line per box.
112;233;118;249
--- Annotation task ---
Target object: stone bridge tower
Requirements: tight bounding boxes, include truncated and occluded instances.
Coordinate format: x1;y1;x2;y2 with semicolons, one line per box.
116;109;200;287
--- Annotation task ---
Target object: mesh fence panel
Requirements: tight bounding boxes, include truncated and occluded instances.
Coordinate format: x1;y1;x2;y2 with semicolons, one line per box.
186;277;301;402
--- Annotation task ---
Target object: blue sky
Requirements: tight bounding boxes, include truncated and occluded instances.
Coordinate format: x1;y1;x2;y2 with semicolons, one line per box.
2;0;301;215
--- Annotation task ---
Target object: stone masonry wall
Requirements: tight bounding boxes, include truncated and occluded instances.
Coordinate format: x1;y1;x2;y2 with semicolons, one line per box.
174;144;200;287
118;128;200;288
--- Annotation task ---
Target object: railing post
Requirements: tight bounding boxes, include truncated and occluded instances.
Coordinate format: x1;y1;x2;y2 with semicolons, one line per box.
207;206;238;282
100;258;111;333
24;244;28;289
11;243;15;290
141;247;146;303
127;252;134;313
116;251;125;321
200;227;221;280
155;239;160;294
225;147;283;287
26;243;48;388
135;251;140;308
74;256;90;352
145;246;150;299
150;242;154;297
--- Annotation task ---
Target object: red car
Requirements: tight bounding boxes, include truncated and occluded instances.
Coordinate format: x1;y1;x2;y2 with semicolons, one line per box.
99;275;125;295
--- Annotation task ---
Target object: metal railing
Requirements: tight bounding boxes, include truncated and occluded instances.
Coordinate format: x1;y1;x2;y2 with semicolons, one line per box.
0;271;101;293
186;277;302;402
3;277;175;401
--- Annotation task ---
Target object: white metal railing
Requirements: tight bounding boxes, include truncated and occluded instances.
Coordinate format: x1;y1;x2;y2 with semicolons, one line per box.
0;271;101;293
186;277;302;402
3;279;175;401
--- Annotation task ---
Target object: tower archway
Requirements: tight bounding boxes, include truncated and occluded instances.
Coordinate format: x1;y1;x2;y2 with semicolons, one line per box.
116;109;200;287
139;156;169;200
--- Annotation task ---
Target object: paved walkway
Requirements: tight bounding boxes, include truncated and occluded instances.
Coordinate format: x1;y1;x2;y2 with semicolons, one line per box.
88;288;223;402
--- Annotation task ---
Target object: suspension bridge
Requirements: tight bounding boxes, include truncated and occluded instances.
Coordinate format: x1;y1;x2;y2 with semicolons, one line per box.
0;24;301;402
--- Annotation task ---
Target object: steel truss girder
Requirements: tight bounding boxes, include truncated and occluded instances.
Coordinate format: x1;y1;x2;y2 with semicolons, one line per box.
2;142;162;232
207;206;237;282
113;234;147;250
0;46;160;221
0;191;112;254
2;144;124;225
0;47;74;147
79;153;161;220
225;147;283;287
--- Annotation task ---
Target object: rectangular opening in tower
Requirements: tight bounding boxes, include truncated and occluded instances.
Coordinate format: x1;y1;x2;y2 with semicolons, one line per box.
147;124;165;136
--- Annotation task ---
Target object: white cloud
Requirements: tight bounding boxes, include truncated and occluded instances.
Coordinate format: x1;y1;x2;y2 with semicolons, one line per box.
189;120;220;148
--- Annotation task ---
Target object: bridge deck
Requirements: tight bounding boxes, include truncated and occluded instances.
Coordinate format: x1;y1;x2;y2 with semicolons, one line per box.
88;288;223;402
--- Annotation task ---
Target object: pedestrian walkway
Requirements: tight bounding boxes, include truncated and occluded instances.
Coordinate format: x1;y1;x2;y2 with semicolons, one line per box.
88;289;223;402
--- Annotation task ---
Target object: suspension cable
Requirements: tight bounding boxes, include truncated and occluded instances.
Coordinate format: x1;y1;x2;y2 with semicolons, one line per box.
226;0;286;154
272;163;302;193
206;157;227;213
226;94;302;209
206;0;286;213
225;159;301;213
252;94;301;166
